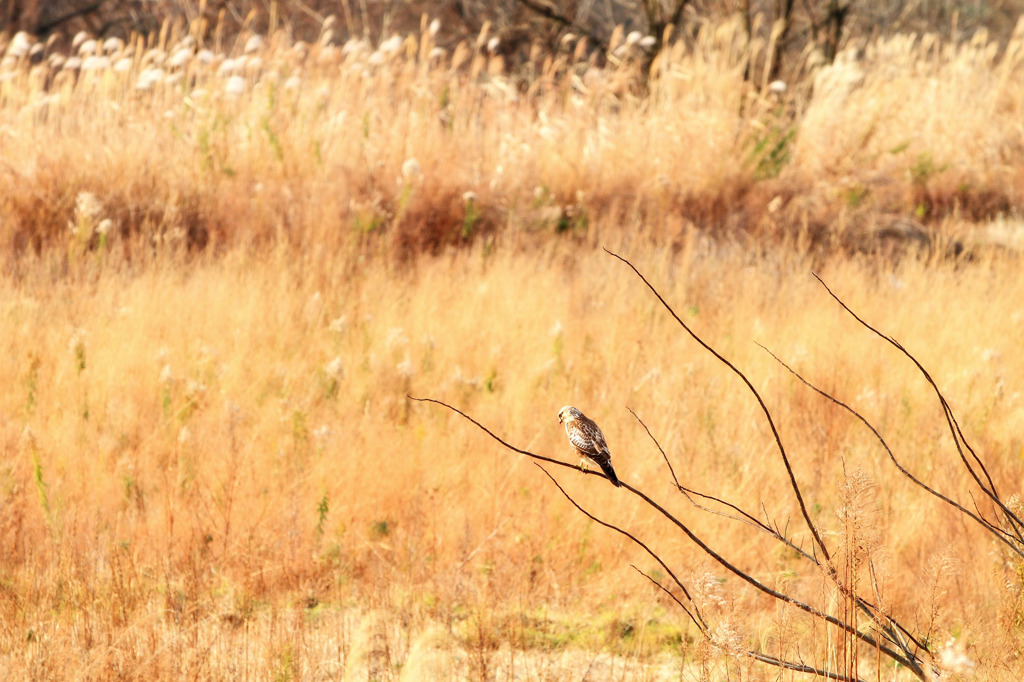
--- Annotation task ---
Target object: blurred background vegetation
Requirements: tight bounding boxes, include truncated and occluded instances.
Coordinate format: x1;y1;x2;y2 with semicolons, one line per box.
4;0;1024;84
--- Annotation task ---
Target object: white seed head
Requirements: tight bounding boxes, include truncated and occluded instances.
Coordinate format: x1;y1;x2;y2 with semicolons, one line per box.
328;316;348;333
168;48;192;69
102;37;124;55
314;425;332;447
379;35;403;54
244;35;265;54
386;327;409;350
938;639;974;673
401;158;421;181
68;327;86;353
72;31;90;50
81;55;110;71
325;356;344;379
184;379;206;401
225;75;246;95
341;38;367;57
136;67;165;89
78;39;98;56
217;58;241;76
7;32;32;58
75;192;103;221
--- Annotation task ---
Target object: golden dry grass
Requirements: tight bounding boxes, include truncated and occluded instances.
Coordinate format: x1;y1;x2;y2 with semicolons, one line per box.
1;16;1024;681
2;242;1023;679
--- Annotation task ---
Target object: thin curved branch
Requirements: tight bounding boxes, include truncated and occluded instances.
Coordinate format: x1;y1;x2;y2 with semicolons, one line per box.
626;407;805;555
624;475;920;673
537;465;705;630
631;564;694;618
866;558;928;658
603;251;921;669
757;343;1016;654
683;485;778;535
631;564;865;682
416;396;925;677
745;652;864;682
760;330;1024;558
408;396;608;482
680;485;819;563
606;248;834;569
544;462;872;679
813;274;1024;542
626;401;917;657
627;406;680;489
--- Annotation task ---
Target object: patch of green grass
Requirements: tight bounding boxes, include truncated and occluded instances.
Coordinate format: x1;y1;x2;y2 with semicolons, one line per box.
474;608;692;657
749;126;795;180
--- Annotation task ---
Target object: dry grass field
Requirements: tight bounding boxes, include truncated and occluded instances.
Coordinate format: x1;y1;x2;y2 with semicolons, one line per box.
1;14;1024;681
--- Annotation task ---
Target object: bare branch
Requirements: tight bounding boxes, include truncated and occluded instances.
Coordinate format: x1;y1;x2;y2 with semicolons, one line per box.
757;344;1022;558
408;396;608;483
680;485;818;563
513;0;609;54
35;2;101;34
744;651;864;682
628;397;908;640
543;471;882;682
629;405;823;566
630;563;693;617
605;248;835;571
626;406;679;489
867;559;929;657
810;275;1024;546
414;395;924;676
758;340;1017;656
537;465;705;630
631;563;865;682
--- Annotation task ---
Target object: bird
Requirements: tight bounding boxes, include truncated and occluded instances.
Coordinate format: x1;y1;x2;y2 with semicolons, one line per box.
558;406;621;487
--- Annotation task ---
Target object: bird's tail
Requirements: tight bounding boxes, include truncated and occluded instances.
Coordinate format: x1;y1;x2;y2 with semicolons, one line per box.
597;458;621;487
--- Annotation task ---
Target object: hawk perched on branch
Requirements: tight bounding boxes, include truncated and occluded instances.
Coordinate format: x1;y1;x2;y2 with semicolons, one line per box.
558;406;621;487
